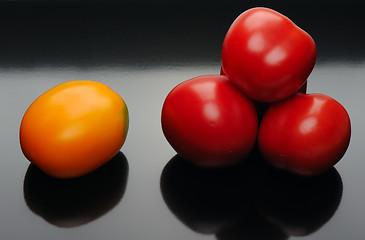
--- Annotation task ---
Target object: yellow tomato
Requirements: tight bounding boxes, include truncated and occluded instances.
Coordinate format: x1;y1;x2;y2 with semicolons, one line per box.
20;80;129;179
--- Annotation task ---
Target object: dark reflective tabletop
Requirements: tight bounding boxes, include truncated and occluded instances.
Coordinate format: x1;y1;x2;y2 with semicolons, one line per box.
1;1;364;239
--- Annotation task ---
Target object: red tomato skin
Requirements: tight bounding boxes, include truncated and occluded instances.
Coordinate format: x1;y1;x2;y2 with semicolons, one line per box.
221;65;306;121
161;75;258;167
221;7;316;102
258;93;351;175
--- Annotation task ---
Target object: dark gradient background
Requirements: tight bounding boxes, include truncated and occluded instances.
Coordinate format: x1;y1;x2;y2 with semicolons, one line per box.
0;0;364;68
0;1;364;240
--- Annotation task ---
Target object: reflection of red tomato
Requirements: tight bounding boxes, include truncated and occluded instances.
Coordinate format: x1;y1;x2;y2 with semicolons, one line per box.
20;81;129;179
161;75;258;167
160;155;251;234
221;7;316;102
246;151;343;237
258;93;351;175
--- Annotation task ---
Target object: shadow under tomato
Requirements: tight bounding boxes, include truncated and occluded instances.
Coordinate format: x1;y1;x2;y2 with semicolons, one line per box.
160;150;343;239
23;151;128;228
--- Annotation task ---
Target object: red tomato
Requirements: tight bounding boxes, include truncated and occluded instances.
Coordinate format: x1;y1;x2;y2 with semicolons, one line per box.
20;81;129;179
221;7;316;102
258;93;351;175
161;75;258;167
221;65;306;121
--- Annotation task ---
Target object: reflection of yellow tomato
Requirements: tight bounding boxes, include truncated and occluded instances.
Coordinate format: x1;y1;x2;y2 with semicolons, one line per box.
20;81;129;179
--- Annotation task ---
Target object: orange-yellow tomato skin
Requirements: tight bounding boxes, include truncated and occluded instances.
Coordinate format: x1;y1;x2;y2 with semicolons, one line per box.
19;81;129;179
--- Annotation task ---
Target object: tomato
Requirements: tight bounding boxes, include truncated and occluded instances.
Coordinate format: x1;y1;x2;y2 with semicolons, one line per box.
258;93;351;175
20;80;129;179
221;7;317;102
221;65;307;121
161;75;258;167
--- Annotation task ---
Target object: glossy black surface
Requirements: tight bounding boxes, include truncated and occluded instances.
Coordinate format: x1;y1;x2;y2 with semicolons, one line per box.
0;1;364;239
